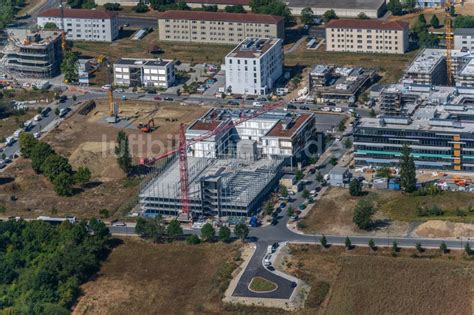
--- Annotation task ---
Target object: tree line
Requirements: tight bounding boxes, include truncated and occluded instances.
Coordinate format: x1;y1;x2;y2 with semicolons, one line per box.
0;0;25;29
19;133;91;196
0;219;110;313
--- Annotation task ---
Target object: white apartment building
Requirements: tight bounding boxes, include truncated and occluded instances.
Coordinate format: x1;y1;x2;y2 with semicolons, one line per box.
113;58;175;88
37;8;119;42
225;37;283;96
454;29;474;51
325;19;409;54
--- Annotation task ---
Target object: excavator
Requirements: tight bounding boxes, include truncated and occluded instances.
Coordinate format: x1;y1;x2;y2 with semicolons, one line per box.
137;118;155;133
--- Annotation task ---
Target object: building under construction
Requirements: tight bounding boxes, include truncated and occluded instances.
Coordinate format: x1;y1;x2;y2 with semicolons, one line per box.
1;29;63;78
139;156;284;218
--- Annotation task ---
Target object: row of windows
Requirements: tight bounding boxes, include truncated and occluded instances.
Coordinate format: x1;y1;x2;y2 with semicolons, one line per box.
163;19;272;27
331;44;397;50
331;28;399;33
332;34;397;40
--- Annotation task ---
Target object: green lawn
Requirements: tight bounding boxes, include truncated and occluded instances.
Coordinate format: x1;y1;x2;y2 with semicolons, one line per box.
249;277;277;292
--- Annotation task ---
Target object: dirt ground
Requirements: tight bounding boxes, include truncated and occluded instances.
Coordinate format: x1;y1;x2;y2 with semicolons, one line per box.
73;238;245;314
0;100;209;218
287;244;474;315
300;187;412;237
0;111;36;140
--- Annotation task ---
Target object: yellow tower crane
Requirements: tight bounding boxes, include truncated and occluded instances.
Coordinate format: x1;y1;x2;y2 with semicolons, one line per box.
445;0;454;86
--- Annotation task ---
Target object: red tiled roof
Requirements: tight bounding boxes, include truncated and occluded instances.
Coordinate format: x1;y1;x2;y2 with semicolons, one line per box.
265;113;313;138
38;8;117;19
325;19;408;31
186;0;249;5
157;10;284;24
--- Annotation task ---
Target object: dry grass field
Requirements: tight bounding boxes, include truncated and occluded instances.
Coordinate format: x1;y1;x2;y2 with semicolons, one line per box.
73;238;245;314
288;244;474;315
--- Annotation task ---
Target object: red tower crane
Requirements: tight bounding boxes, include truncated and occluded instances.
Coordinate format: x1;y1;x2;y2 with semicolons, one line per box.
139;100;286;217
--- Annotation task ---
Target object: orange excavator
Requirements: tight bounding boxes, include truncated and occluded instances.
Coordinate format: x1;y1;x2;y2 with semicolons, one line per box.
138;118;155;133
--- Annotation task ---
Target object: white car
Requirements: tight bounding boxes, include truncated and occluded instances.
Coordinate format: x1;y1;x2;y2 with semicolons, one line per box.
13;129;23;139
112;221;126;227
321;107;330;112
332;107;342;112
101;84;111;91
5;136;15;146
264;254;272;266
33;132;42;139
266;245;273;255
252;101;263;107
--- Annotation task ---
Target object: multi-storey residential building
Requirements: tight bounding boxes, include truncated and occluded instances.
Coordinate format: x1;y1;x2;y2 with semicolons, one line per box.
325;19;409;54
454;28;474;51
287;0;386;18
225;37;283;96
1;29;62;78
113;58;175;88
157;11;284;44
37;8;119;42
403;49;447;85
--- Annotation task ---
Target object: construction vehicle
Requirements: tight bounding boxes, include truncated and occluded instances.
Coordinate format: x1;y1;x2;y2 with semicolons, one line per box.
137;118;155;133
139;100;285;220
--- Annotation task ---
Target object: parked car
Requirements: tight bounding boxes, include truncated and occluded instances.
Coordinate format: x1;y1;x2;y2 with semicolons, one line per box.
267;266;275;271
13;129;23;139
287;104;297;110
321;106;330;112
41;107;51;117
271;219;278;225
164;97;174;101
299;105;310;110
59;108;70;118
154;96;162;100
264;254;272;266
33;132;42;139
332;107;342;112
227;100;239;106
5;136;15;146
33;114;42;122
101;84;111;91
112;221;126;227
252;101;263;107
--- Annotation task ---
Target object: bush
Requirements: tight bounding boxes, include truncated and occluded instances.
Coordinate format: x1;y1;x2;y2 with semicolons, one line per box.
104;2;121;10
201;223;215;242
186;234;201;245
219;226;231;243
133;2;149;12
53;172;74;196
352;199;375;230
413;184;441;196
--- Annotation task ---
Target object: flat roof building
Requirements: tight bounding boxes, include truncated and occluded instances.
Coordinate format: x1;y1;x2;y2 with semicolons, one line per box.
157;10;284;45
403;49;447;85
454;28;474;51
113;58;175;88
325;19;409;54
285;0;386;18
185;0;251;10
225;37;283;96
37;8;119;42
1;29;62;78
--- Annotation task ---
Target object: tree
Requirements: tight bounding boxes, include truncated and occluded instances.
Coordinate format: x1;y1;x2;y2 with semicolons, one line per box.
300;7;314;25
344;138;352;149
320;234;328;248
219;226;231;242
345;236;352;249
415;242;423;253
418;13;426;25
392;240;399;253
465;242;472;256
440;241;448;254
74;166;91;186
234;222;249;241
200;223;215;242
166;219;183;239
315;171;323;182
302;189;310;199
224;5;245;13
369;108;376;117
60;52;79;83
249;0;293;25
18;132;38;158
387;0;402;16
399;144;417;193
430;14;440;28
449;4;455;16
30;141;55;173
0;0;15;29
330;156;338;166
454;15;474;28
53;172;74;196
43;22;59;29
115;131;132;175
338;120;346;132
322;9;337;23
72;94;77;101
264;202;274;215
135;216;166;242
186;234;201;245
353;199;375;230
357;12;369;19
133;2;149;12
349;178;363;196
55;107;60;116
104;2;121;10
279;185;288;197
202;4;218;11
89;217;110;239
42;154;73;181
368;238;375;250
295;169;303;181
287;206;294;217
99;208;110;218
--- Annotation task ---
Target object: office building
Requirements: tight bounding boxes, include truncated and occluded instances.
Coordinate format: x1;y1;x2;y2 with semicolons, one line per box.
37;8;119;42
157;11;284;44
225;37;283;96
325;19;409;54
113;58;175;88
416;0;445;8
0;29;62;78
403;48;447;85
455;29;474;51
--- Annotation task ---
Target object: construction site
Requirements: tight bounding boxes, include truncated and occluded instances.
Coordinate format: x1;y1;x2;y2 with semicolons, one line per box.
1;29;63;78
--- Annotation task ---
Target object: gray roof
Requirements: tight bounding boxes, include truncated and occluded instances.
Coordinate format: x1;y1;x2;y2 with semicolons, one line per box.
115;58;172;67
285;0;385;10
455;28;474;36
330;165;348;176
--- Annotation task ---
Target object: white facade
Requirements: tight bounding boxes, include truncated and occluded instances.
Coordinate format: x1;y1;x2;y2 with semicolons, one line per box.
225;38;283;96
37;9;119;42
454;29;474;51
113;58;175;88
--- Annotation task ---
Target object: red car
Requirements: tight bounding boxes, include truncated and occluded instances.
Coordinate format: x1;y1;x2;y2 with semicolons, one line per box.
154;96;162;100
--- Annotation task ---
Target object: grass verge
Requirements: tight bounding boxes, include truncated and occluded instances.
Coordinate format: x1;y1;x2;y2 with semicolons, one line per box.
249;277;277;292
